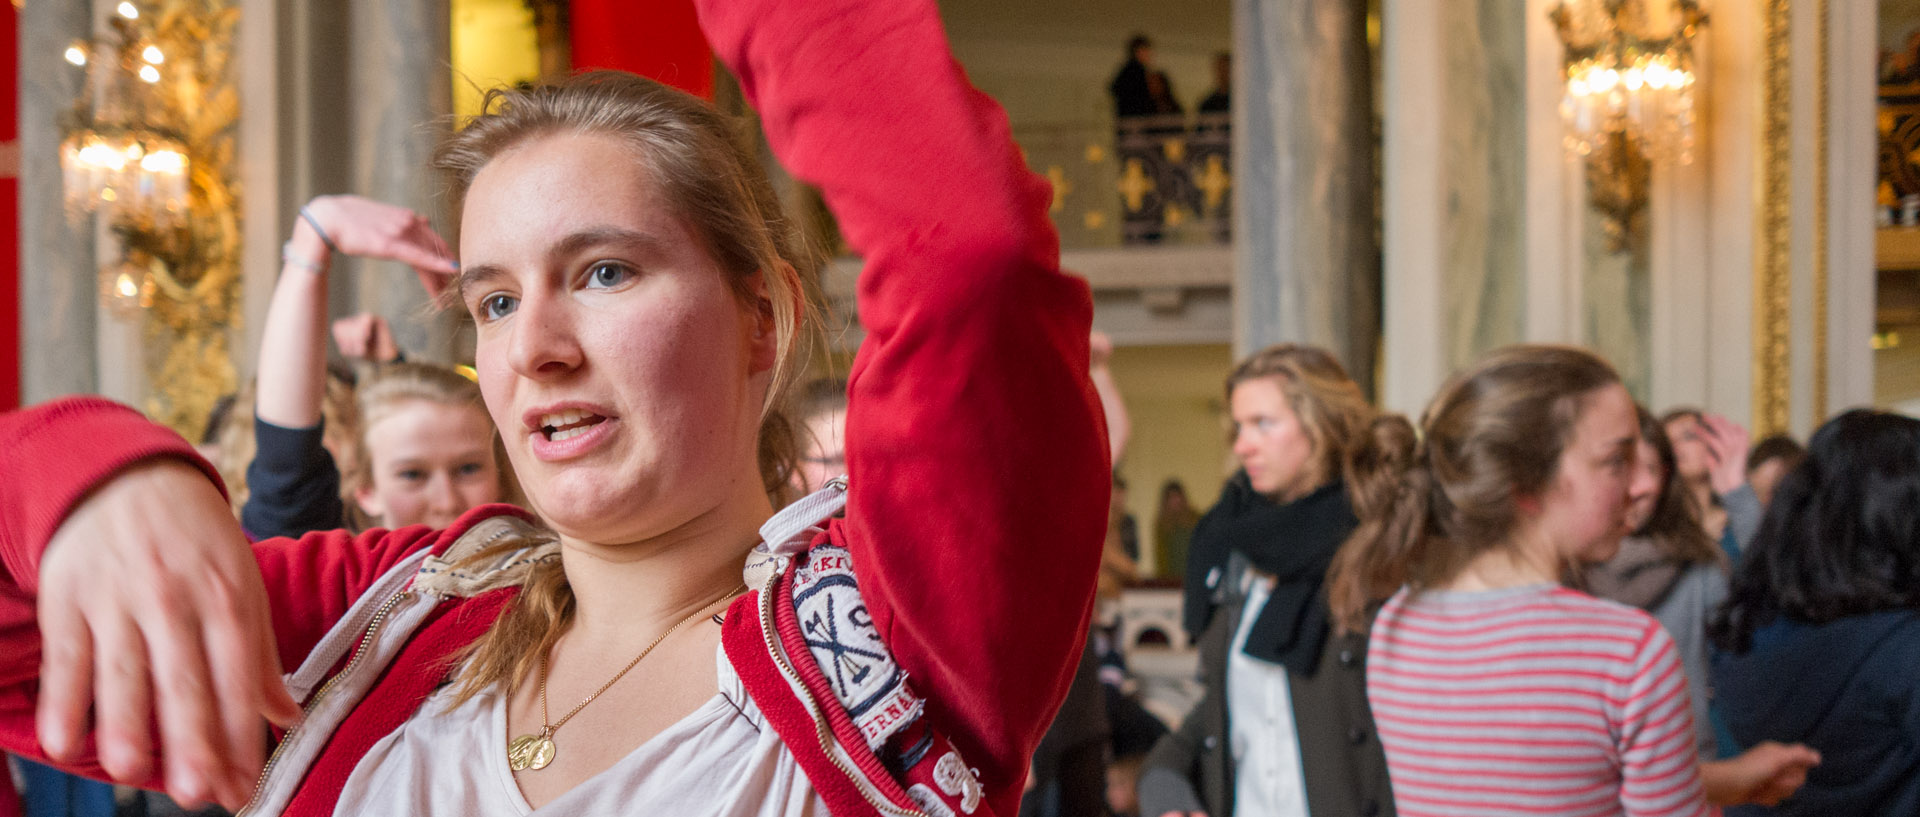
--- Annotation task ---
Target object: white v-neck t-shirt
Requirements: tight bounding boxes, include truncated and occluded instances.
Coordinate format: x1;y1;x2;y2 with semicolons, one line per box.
331;645;829;816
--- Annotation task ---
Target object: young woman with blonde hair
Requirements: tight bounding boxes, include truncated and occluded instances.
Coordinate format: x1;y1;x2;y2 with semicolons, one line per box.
1138;343;1394;817
342;361;516;531
244;194;510;538
0;1;1109;815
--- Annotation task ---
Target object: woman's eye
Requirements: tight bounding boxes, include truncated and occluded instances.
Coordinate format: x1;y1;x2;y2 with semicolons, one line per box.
456;462;485;477
397;469;427;482
479;294;517;321
585;262;634;289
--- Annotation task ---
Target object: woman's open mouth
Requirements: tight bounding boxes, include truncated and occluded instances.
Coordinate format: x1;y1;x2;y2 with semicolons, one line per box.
526;406;618;461
539;409;607;441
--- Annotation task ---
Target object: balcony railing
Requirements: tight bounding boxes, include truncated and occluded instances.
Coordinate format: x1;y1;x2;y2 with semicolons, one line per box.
1015;112;1232;250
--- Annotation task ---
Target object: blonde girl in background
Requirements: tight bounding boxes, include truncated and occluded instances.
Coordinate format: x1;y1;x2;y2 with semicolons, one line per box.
245;195;511;537
1138;344;1395;817
343;362;514;530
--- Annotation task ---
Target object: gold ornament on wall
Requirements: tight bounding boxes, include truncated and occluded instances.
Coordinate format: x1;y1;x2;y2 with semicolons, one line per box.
61;0;241;438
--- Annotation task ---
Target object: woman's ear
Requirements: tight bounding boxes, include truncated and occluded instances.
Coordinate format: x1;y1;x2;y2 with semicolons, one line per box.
745;263;795;374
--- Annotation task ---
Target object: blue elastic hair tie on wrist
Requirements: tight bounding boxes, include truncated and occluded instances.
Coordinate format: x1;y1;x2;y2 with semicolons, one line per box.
299;207;342;255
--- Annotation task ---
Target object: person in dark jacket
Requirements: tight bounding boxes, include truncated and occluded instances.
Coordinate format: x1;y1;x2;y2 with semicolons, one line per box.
1138;345;1393;817
1109;35;1183;120
1712;409;1920;816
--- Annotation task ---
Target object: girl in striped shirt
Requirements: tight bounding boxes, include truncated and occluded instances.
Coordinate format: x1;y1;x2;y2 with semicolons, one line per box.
1325;346;1809;817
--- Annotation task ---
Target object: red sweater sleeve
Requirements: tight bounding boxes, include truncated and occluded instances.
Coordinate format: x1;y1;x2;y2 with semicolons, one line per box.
698;0;1110;792
0;397;437;781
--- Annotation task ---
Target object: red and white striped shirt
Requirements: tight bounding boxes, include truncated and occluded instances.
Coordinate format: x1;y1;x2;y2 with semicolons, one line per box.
1367;583;1711;817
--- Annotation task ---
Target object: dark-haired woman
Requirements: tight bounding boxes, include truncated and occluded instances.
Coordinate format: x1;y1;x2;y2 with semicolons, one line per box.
1137;344;1393;817
1712;409;1920;815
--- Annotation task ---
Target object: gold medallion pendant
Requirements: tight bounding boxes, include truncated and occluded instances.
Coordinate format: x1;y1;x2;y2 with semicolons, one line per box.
509;584;743;774
508;733;556;772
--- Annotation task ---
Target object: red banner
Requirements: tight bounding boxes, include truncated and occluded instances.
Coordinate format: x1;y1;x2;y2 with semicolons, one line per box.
570;0;713;100
1;0;19;410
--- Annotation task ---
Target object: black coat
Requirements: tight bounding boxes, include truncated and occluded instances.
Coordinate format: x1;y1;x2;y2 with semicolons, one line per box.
1138;477;1395;817
1138;572;1393;817
1715;610;1920;816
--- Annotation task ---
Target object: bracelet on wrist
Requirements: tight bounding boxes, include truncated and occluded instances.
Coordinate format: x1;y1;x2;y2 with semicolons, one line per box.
299;206;343;256
281;241;326;274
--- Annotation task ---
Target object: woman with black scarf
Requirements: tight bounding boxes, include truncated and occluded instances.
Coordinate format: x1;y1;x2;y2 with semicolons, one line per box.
1138;345;1394;817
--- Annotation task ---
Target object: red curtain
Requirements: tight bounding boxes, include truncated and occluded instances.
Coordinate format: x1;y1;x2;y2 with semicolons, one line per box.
570;0;713;100
1;0;19;410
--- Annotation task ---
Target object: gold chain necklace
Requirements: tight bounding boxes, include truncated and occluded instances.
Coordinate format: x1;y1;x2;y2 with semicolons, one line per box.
507;584;744;772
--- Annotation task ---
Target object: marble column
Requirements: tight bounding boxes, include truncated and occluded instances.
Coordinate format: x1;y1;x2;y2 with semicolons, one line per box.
233;0;456;378
1380;0;1529;415
1441;0;1527;371
347;0;456;363
18;0;98;402
1234;0;1379;390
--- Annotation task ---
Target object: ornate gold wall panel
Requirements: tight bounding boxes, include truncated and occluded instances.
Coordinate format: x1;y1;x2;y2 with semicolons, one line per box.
1756;0;1837;436
1814;0;1830;424
1756;0;1791;437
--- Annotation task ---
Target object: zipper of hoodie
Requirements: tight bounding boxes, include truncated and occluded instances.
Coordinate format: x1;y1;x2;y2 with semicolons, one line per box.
755;562;929;817
236;589;415;816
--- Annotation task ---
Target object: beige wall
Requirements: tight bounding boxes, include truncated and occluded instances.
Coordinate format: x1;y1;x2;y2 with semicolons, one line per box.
1109;343;1235;577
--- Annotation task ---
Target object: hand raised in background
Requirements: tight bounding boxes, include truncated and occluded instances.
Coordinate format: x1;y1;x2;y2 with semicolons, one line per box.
330;312;400;364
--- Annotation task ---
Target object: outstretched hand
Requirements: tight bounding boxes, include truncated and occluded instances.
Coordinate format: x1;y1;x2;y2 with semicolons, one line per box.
298;195;458;298
1699;413;1752;498
1702;740;1821;807
36;459;303;809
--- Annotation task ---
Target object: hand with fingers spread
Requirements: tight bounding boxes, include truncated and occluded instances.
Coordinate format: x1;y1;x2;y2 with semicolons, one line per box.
1698;413;1753;499
36;459;303;810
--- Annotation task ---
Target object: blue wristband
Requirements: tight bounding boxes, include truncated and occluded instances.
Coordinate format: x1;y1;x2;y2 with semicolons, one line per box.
299;207;342;256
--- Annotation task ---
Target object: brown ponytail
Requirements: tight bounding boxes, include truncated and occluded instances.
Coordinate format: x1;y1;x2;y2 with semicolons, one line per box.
1328;345;1621;632
1329;413;1428;632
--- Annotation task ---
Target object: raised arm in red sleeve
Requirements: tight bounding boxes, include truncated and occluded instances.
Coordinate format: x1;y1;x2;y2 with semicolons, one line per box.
697;0;1111;798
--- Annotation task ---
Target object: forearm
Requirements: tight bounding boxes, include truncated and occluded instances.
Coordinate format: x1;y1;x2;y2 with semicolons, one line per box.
254;220;332;429
1720;483;1763;556
1092;363;1130;465
0;399;219;593
1699;759;1741;806
242;419;346;540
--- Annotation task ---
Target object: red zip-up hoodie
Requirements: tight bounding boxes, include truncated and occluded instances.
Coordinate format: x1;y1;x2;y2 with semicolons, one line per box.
0;0;1108;813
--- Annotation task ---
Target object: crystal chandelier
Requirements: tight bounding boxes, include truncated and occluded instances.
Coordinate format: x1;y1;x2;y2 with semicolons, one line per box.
1550;0;1706;250
49;0;244;440
61;2;191;234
